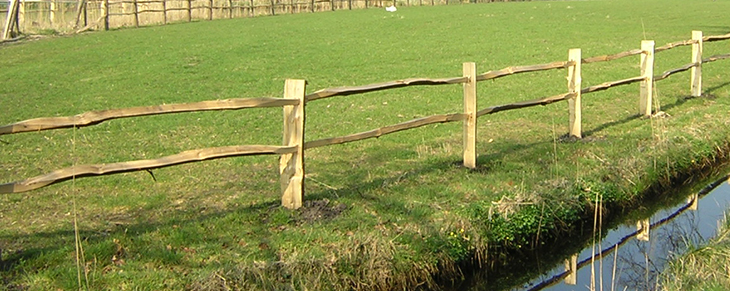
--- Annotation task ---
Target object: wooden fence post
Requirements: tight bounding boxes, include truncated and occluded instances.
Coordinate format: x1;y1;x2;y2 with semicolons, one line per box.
133;0;139;27
567;48;582;138
270;0;276;15
462;62;477;169
228;0;233;18
208;0;213;20
162;0;167;23
103;0;110;30
187;0;192;22
2;0;20;40
691;30;703;97
281;79;306;210
310;0;314;12
639;40;655;117
50;0;56;26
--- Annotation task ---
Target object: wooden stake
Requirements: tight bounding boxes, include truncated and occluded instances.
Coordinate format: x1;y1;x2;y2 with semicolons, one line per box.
133;0;139;27
280;79;306;210
567;48;582;138
691;30;703;97
50;0;56;26
162;0;167;24
187;0;192;22
2;0;20;40
564;253;577;285
310;0;314;12
103;0;109;30
462;62;477;169
228;0;233;18
209;0;214;20
639;40;655;117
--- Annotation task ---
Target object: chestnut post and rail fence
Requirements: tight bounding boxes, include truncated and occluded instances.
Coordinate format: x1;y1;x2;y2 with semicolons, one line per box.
1;30;729;209
3;0;512;39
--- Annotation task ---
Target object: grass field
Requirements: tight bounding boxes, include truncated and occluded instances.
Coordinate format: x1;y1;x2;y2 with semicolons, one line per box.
1;0;730;289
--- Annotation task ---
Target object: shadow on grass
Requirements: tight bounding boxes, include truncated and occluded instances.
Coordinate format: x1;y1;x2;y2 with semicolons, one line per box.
0;85;720;289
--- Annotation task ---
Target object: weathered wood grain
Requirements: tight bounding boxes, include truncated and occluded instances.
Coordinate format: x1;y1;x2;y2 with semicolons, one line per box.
280;79;306;209
305;77;468;102
304;113;466;149
475;61;573;81
462;62;477;169
582;49;643;64
0;145;297;194
691;31;703;97
568;49;582;138
639;41;655;116
0;97;299;136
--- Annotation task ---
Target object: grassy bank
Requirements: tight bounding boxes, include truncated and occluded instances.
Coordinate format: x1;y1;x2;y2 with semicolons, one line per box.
1;0;730;290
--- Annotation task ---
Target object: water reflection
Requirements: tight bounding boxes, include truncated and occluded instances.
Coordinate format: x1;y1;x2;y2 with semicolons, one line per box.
518;176;730;291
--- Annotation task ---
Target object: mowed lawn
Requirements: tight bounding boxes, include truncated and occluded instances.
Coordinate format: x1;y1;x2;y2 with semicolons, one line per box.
1;0;730;289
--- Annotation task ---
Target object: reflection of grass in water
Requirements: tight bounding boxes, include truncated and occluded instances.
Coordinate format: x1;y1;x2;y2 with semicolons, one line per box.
661;191;730;291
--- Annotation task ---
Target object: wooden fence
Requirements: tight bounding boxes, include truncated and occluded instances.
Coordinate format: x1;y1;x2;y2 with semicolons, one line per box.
2;0;513;37
1;30;729;209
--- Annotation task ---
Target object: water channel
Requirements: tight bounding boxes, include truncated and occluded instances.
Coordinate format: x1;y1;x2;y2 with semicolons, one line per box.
461;171;730;291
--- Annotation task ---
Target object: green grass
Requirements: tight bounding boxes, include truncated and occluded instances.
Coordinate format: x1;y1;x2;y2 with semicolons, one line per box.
1;0;730;290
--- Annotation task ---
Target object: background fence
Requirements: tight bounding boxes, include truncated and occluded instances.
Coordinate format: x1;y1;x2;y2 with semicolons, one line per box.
1;30;729;209
1;0;518;36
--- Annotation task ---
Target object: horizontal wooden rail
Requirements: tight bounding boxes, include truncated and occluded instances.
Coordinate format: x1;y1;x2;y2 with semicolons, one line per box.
305;77;467;102
0;145;297;194
655;39;695;53
703;53;730;63
580;76;646;94
654;62;697;82
704;33;730;42
475;61;573;81
137;9;166;13
304;113;466;149
581;49;643;64
0;97;298;136
477;92;576;117
653;53;730;82
165;7;192;11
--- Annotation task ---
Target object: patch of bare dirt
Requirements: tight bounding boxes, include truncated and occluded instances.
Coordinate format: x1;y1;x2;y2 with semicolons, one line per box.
297;198;347;224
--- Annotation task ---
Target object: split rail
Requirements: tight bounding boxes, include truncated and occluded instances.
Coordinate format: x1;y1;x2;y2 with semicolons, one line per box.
1;30;729;209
